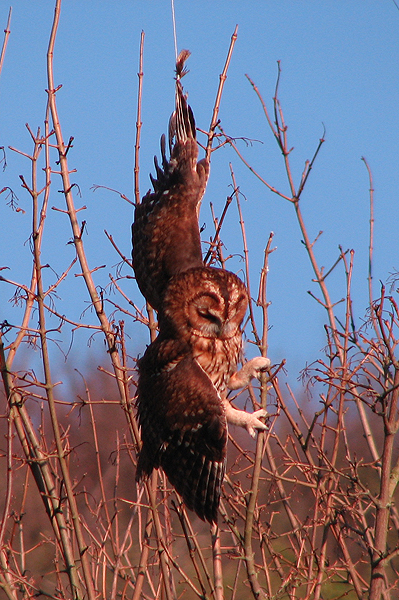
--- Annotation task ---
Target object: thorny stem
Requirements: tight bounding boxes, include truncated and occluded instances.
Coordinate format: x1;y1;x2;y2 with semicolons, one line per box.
243;427;267;600
3;121;83;597
331;521;365;598
369;308;399;600
211;523;224;600
0;6;11;79
34;211;91;600
362;156;375;307
362;156;384;349
242;208;274;599
47;2;174;598
0;361;82;597
204;193;233;265
243;70;381;469
222;127;291;201
81;371;115;550
206;24;238;162
131;34;158;342
313;250;355;600
6;119;53;368
174;504;214;599
230;165;260;347
134;31;144;206
210;202;227;266
131;511;154;600
46;5;96;598
0;334;13;552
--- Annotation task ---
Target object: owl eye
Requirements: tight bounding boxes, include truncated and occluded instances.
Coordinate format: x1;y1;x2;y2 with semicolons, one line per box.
197;306;222;328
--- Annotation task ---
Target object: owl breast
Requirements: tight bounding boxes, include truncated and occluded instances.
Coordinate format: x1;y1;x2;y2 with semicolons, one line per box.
191;334;242;395
157;266;248;395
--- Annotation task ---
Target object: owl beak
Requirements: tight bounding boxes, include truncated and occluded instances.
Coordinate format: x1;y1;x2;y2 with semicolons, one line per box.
220;322;235;339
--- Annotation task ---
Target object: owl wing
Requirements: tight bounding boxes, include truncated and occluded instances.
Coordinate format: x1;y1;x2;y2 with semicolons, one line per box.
132;53;209;312
136;338;227;523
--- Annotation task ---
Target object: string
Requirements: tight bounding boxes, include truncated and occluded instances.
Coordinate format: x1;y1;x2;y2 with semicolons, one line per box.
171;0;178;61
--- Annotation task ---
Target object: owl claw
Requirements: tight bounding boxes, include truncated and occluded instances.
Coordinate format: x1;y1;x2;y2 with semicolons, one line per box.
228;357;271;391
247;409;268;438
222;400;268;438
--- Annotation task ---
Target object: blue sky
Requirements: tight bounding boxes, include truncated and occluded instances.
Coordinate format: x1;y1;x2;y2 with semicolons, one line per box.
1;2;399;386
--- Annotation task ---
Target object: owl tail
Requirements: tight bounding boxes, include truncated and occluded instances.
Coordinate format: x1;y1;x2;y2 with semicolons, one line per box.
168;49;196;154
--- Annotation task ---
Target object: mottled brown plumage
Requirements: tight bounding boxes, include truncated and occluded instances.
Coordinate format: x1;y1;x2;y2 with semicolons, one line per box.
132;52;209;312
160;267;248;393
136;267;247;522
133;54;270;523
136;336;227;523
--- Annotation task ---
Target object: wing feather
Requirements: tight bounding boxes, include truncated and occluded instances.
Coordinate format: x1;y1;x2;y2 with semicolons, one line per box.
136;339;227;523
132;55;209;311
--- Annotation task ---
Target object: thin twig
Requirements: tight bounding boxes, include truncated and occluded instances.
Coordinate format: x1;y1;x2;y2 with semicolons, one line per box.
230;165;261;347
206;25;238;162
211;523;224;600
0;334;13;551
134;31;145;206
0;7;11;79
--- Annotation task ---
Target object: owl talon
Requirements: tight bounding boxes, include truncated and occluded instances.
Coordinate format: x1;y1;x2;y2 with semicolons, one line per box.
228;357;271;390
222;400;268;438
248;409;269;437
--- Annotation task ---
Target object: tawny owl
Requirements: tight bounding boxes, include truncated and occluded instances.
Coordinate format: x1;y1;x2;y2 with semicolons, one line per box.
136;266;270;523
132;51;209;312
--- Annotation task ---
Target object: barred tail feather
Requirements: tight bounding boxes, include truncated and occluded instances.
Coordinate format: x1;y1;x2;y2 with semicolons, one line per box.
162;435;225;523
169;50;196;152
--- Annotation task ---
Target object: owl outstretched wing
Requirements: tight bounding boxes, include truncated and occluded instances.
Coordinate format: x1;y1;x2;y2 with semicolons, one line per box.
136;337;227;523
132;51;209;311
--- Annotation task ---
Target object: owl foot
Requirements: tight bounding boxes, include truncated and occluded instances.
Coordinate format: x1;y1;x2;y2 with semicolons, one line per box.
222;399;268;438
228;357;271;391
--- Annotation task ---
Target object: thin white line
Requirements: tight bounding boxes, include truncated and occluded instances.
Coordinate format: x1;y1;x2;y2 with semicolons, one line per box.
171;0;178;61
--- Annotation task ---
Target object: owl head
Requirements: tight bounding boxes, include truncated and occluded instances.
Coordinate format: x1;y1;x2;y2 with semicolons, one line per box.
159;266;248;341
